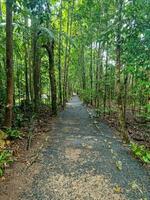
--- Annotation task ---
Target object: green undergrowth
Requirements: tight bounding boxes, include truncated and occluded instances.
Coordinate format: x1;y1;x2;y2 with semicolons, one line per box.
5;128;22;139
1;128;22;141
0;150;13;177
130;142;150;164
95;107;116;117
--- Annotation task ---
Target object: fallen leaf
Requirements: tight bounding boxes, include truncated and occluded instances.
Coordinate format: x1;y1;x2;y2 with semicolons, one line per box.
1;176;6;181
6;140;11;145
110;149;114;154
130;181;143;194
0;139;6;149
116;161;122;171
114;185;122;193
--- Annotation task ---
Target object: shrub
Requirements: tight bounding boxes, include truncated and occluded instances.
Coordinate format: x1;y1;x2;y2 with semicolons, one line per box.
0;150;13;176
5;128;22;139
130;142;150;164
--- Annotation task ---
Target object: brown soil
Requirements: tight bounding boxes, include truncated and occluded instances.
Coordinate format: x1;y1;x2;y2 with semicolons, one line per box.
0;112;55;200
101;111;150;148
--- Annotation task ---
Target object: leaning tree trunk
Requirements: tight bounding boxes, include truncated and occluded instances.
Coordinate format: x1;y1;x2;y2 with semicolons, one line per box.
45;41;57;115
4;0;14;128
116;0;129;142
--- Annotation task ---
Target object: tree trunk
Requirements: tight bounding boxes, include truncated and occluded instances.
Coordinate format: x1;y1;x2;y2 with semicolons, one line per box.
123;74;128;122
103;42;108;116
63;4;70;107
24;17;29;104
4;0;14;128
33;30;40;111
81;45;86;90
95;43;99;107
45;41;57;115
108;66;112;115
116;0;129;142
58;0;63;106
90;41;93;105
29;49;33;103
63;0;74;106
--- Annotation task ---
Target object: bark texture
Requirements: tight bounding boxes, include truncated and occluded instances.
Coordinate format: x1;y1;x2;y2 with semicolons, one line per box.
4;0;14;128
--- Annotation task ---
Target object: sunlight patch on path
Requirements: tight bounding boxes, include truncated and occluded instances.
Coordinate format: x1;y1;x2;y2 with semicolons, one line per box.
40;173;126;200
65;147;81;162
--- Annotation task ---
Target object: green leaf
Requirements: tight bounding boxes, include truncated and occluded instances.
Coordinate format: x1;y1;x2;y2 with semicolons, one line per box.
142;155;150;164
0;168;3;177
146;152;150;160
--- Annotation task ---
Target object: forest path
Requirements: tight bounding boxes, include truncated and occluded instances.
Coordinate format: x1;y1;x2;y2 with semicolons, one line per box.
12;96;150;199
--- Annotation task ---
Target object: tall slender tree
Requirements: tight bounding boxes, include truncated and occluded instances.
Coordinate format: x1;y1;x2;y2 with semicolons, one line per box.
58;0;63;106
4;0;14;128
115;0;129;142
44;40;57;115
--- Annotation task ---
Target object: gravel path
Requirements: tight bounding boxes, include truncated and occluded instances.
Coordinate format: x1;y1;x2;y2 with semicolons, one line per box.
19;96;150;200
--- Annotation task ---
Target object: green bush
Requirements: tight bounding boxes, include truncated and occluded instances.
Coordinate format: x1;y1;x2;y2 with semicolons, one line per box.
130;142;150;164
5;128;22;139
0;150;13;176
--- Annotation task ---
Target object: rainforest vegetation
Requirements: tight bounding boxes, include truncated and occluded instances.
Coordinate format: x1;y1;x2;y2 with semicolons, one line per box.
0;0;150;176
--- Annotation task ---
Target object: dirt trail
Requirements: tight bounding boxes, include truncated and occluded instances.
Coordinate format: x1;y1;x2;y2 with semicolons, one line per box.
1;96;150;200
